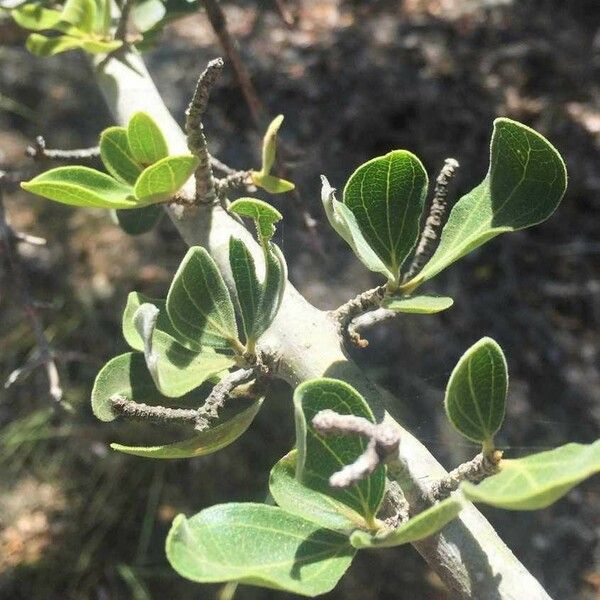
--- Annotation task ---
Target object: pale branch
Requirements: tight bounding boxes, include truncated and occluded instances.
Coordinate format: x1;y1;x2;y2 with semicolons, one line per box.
0;173;66;408
330;285;386;347
201;0;262;125
186;58;223;204
428;451;503;501
93;49;554;600
26;136;100;161
403;157;459;282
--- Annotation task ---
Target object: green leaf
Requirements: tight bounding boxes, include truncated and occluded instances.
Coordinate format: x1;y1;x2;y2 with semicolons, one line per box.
91;352;210;422
79;38;122;54
350;495;465;549
321;176;394;279
253;242;286;339
405;118;567;289
166;503;355;596
21;166;137;209
114;205;163;235
382;294;454;314
25;33;83;56
294;378;386;529
92;0;111;35
260;114;284;175
342;150;428;278
127;111;169;166
11;4;80;34
444;337;508;447
133;302;235;397
250;172;295;194
270;451;372;533
134;155;199;204
61;0;96;33
229;197;282;243
133;0;167;32
462;441;600;510
166;247;239;350
111;396;263;459
100;126;143;185
229;237;261;342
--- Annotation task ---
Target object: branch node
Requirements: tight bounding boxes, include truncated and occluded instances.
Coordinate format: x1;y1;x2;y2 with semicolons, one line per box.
331;285;386;345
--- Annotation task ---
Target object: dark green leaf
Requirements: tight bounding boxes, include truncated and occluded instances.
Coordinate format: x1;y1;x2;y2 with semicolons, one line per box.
21;166;137;209
127;111;169;165
114;205;162;235
253;242;286;339
382;294;454;314
444;337;508;447
462;441;600;509
166;247;239;350
343;150;428;278
229;197;282;243
166;503;355;596
100;126;143;185
294;378;386;529
134;155;199;204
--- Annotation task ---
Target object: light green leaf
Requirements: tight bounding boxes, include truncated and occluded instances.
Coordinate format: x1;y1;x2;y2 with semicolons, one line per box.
166;503;355;596
79;38;122;54
270;450;372;534
404;118;567;289
92;0;111;35
250;172;295;194
382;294;454;314
229;197;282;243
166;247;239;350
133;302;235;397
134;155;199;204
11;4;80;34
114;205;162;235
253;242;286;339
444;337;508;446
132;0;166;32
261;114;284;175
61;0;96;33
91;352;209;422
343;150;428;277
127;111;169;166
462;441;600;509
100;126;143;185
294;378;386;529
111;396;263;459
321;176;394;280
25;33;83;56
350;495;465;549
21;166;137;209
229;237;261;342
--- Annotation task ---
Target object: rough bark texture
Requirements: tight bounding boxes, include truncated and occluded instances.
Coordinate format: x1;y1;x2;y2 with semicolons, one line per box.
92;50;552;600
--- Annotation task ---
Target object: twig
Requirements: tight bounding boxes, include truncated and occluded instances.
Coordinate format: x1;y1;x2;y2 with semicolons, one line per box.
312;410;400;488
201;0;263;125
115;0;135;42
210;156;239;176
0;173;67;408
330;285;386;347
403;158;459;282
186;58;223;204
26;136;100;161
215;169;253;198
347;306;396;345
428;451;502;501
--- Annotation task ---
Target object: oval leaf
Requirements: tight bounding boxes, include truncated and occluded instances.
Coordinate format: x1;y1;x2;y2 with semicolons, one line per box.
127;111;169;165
270;450;372;534
382;294;454;314
294;378;386;529
166;503;355;596
444;337;508;446
61;0;96;32
343;150;428;277
114;205;162;235
350;495;465;549
21;166;137;209
134;155;199;204
229;198;282;243
166;247;239;350
462;441;600;510
405;118;567;288
25;33;84;56
261;114;284;175
111;397;263;459
250;172;295;194
91;352;209;422
253;242;287;339
11;5;79;34
100;126;143;185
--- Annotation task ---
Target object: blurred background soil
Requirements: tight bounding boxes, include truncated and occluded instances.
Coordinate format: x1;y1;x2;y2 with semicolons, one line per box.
0;0;599;598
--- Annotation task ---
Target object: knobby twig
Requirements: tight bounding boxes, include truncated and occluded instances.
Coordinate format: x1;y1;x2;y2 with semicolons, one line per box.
186;58;223;204
330;285;386;347
26;136;100;161
348;307;396;345
428;451;503;501
214;169;253;198
115;0;135;42
110;368;256;430
403;158;459;282
0;173;67;409
312;409;400;487
201;0;262;125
